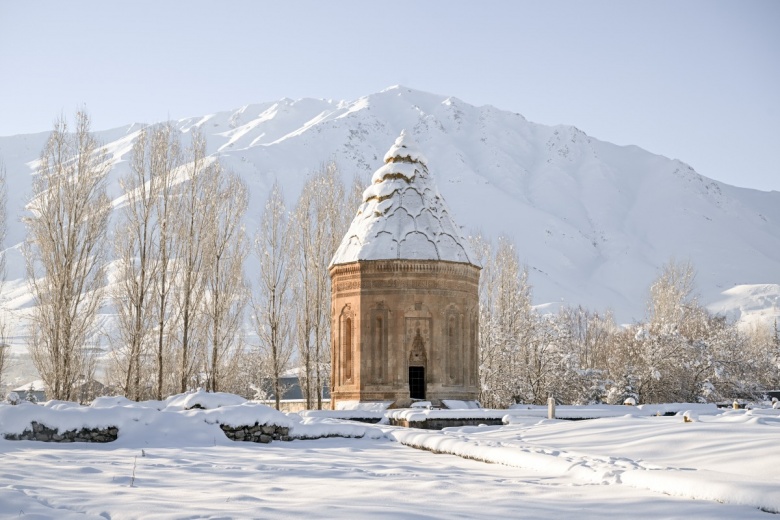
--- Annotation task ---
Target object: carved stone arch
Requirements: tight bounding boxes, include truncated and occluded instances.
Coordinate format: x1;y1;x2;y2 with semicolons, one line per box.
404;301;432;365
369;301;390;383
407;327;428;400
339;304;355;384
466;307;478;386
445;303;463;385
404;302;431;400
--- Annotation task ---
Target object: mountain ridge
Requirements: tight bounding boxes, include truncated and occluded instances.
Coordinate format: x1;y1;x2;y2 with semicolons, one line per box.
1;85;778;332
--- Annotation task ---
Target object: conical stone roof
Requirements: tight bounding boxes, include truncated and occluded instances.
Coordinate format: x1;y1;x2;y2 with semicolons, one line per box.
330;131;477;267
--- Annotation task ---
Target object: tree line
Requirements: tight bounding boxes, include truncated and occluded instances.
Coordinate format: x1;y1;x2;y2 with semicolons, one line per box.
474;234;780;408
2;111;778;408
14;111;360;407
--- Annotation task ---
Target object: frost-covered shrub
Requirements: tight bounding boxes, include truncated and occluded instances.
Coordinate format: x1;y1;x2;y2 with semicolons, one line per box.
25;388;38;404
6;392;20;405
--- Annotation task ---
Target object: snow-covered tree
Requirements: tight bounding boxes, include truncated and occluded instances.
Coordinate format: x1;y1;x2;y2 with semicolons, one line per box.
25;382;38;403
474;234;548;407
647;259;698;336
609;370;639;405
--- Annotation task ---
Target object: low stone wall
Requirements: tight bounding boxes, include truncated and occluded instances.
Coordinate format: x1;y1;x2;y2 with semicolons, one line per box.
389;417;505;430
219;423;291;443
4;421;118;443
343;417;383;424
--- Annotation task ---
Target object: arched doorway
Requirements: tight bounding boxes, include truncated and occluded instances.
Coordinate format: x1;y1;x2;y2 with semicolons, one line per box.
408;327;427;400
409;366;426;399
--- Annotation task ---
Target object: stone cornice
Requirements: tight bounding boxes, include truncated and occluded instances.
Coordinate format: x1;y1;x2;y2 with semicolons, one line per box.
329;259;480;281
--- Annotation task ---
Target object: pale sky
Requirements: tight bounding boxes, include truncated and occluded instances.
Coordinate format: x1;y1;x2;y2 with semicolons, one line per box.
1;0;778;191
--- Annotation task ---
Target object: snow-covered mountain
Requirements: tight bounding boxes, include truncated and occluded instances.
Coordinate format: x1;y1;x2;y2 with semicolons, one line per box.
1;86;778;332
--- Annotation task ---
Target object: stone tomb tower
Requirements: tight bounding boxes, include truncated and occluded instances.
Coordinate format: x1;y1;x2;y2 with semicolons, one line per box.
329;131;480;408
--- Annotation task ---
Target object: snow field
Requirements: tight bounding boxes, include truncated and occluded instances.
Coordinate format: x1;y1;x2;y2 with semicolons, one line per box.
0;437;771;519
385;410;780;513
1;395;779;517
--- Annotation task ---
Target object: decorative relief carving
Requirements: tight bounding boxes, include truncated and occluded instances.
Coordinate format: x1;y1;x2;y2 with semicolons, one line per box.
330;261;479;283
408;327;428;366
405;317;431;358
335;279;476;293
337;280;362;291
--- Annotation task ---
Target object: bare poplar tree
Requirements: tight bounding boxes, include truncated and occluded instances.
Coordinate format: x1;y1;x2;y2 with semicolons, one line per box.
0;324;8;392
111;124;183;400
291;181;316;408
112;126;163;399
151;124;182;399
203;166;249;392
0;161;7;388
312;164;346;409
173;129;211;392
0;159;6;287
255;181;294;409
346;172;366;219
24;111;111;401
291;162;346;409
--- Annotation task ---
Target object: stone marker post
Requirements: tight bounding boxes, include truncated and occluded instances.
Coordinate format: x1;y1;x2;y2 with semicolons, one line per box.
547;397;556;420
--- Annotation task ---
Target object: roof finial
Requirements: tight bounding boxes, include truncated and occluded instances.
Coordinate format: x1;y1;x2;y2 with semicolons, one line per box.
384;130;427;165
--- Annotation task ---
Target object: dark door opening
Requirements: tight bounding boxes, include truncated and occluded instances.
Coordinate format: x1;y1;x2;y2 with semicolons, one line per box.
409;366;426;400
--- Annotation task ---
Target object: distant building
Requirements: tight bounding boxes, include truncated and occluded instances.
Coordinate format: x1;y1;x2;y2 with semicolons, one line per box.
12;380;47;403
270;369;331;401
329;131;480;408
10;378;107;404
256;368;331;412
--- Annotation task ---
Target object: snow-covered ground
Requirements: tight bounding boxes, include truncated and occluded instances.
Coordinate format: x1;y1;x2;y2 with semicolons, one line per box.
1;394;778;518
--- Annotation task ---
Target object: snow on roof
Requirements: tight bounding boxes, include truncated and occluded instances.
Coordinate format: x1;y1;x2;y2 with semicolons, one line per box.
382;129;427;164
12;380;46;393
330;130;477;267
162;389;248;411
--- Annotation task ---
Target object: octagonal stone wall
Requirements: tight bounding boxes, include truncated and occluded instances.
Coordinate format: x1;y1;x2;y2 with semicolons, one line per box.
330;259;480;408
